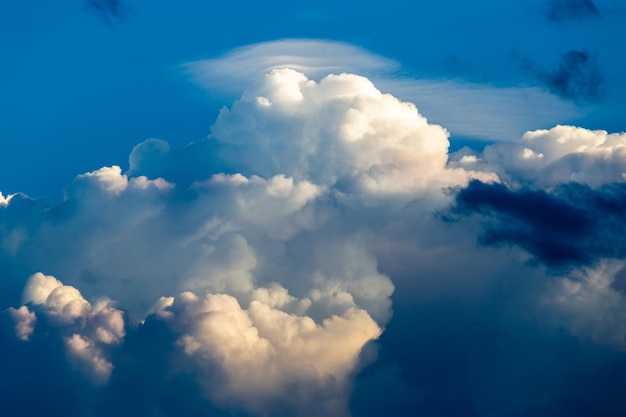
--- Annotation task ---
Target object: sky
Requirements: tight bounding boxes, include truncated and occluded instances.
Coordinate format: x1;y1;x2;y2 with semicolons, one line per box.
2;1;626;416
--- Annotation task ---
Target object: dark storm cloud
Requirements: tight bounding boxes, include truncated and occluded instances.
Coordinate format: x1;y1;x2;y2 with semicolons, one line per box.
539;50;605;102
544;0;600;21
450;180;626;268
350;300;626;417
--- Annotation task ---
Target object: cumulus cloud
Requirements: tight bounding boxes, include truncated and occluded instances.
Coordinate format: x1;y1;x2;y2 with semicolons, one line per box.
452;124;626;187
209;68;495;195
1;68;428;415
13;272;125;384
153;290;380;415
2;65;626;416
7;305;36;340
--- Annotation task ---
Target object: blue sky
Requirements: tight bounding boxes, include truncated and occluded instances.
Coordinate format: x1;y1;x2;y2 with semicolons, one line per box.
2;1;626;417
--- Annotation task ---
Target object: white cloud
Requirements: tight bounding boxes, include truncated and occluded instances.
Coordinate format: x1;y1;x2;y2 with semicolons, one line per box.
0;192;14;206
184;39;581;141
378;78;582;141
182;39;398;94
14;273;125;384
155;290;380;415
210;68;496;196
456;124;626;187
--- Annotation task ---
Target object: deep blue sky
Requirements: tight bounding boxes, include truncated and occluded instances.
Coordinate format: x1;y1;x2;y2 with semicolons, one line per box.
2;0;625;201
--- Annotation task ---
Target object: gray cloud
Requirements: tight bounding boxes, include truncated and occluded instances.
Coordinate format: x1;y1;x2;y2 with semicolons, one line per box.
450;180;626;268
544;0;600;21
539;50;605;101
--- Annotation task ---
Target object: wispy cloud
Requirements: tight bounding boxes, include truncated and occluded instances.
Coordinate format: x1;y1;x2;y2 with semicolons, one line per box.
184;39;582;141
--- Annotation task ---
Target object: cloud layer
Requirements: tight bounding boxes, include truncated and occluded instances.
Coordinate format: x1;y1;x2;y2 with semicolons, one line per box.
185;39;581;141
2;67;626;416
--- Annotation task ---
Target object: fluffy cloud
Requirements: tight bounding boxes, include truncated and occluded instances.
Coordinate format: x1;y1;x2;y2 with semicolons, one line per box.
452;124;626;187
12;272;125;384
135;68;495;197
2;67;626;416
153;290;380;416
7;305;36;340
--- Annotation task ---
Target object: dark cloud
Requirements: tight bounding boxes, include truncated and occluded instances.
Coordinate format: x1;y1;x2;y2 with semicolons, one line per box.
450;180;626;268
544;0;600;21
0;311;239;417
85;0;124;22
539;50;605;102
350;281;626;417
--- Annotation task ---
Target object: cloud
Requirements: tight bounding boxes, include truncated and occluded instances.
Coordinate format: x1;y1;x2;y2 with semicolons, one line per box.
450;180;626;268
447;125;626;269
2;69;425;415
153;291;380;416
207;68;495;194
544;0;600;21
451;124;626;187
2;65;626;416
182;39;398;95
539;50;605;101
184;39;581;141
7;305;36;341
13;272;125;384
540;260;626;347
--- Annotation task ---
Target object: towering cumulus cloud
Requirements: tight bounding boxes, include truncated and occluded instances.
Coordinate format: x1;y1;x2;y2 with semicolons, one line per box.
2;68;482;417
2;67;626;416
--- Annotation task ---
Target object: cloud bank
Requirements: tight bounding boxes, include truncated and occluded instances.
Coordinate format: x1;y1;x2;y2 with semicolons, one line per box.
2;66;626;416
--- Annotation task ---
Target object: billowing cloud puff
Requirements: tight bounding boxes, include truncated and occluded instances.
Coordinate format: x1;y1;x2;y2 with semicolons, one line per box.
452;125;626;187
154;290;380;416
135;68;495;197
12;272;125;384
7;305;36;340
